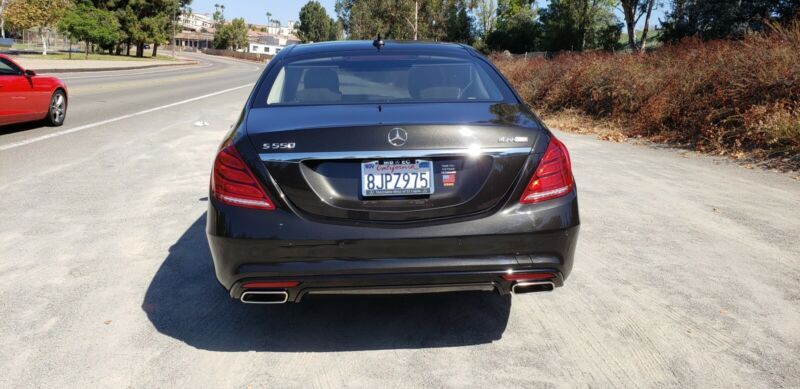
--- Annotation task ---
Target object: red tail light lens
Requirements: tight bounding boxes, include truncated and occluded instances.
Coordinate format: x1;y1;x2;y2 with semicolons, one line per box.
242;281;300;289
502;272;556;281
520;136;574;204
211;143;275;210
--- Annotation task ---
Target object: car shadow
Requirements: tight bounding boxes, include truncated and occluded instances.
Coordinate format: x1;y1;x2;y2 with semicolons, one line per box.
142;214;512;352
0;120;46;136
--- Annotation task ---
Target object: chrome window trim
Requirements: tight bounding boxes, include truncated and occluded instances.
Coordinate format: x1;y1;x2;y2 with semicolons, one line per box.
259;147;531;162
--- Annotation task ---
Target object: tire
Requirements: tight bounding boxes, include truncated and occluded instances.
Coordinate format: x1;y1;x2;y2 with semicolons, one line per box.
45;90;67;127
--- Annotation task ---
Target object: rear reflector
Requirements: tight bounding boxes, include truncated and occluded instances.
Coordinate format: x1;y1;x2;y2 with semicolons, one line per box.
520;135;574;204
211;142;275;210
242;281;300;289
502;272;556;281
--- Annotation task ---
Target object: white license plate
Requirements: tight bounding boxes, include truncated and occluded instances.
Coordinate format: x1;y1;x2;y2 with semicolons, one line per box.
361;160;434;197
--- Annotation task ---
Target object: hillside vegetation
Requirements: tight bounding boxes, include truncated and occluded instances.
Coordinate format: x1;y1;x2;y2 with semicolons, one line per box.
493;22;800;170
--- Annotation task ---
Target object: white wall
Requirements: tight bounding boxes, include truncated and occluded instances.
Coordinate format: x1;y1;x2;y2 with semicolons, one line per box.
248;43;283;54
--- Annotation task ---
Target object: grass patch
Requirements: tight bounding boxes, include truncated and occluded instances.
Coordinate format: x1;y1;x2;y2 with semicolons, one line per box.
18;52;178;61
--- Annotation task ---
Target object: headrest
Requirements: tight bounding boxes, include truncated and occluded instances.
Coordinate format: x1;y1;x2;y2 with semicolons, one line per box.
303;68;340;92
408;66;448;99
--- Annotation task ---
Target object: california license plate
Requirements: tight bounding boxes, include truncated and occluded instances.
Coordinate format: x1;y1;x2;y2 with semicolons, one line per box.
361;160;434;197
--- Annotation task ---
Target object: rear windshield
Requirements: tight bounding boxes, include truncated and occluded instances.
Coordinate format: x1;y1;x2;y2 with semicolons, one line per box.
261;54;512;106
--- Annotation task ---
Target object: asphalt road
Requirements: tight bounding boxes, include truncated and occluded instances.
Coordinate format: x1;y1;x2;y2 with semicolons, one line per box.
1;52;799;388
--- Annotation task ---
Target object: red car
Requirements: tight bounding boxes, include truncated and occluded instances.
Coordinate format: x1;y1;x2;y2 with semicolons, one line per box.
0;53;67;127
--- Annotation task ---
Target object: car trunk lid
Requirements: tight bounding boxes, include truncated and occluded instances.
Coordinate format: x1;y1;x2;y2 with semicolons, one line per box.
247;103;544;222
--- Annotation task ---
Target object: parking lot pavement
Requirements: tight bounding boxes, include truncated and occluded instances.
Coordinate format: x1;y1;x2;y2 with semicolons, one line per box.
0;53;798;387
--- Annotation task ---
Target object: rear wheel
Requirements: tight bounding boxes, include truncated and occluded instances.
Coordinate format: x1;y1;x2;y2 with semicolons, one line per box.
45;90;67;127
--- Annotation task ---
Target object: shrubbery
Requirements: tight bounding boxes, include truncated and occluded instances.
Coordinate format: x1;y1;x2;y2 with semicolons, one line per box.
493;22;800;165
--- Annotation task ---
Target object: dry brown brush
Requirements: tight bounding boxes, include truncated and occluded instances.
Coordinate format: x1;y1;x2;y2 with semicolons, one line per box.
493;22;800;168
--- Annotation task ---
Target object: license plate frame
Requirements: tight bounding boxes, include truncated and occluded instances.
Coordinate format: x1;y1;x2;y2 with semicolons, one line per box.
361;159;435;197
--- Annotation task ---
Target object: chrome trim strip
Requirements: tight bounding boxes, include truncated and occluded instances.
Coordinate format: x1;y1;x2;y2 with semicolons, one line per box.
307;284;496;295
259;147;531;162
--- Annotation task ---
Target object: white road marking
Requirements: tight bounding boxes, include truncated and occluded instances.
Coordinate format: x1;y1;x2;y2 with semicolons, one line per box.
0;84;252;151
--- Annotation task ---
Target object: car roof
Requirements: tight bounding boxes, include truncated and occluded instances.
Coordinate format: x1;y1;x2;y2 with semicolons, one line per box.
284;40;472;59
0;53;20;65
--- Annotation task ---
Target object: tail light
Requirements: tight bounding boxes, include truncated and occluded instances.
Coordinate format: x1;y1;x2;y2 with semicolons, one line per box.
520;136;574;204
242;281;300;289
211;143;275;210
502;272;556;281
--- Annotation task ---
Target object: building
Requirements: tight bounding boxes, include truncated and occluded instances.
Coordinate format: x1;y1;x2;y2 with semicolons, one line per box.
179;13;215;32
248;35;285;55
247;34;301;55
246;22;301;55
249;20;298;37
174;31;214;50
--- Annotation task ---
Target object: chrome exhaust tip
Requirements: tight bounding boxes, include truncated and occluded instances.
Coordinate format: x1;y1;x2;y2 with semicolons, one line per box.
240;290;289;304
512;281;555;294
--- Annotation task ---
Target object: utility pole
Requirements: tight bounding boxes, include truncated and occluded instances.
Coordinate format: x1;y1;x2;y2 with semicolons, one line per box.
172;6;177;57
404;0;419;40
414;0;418;40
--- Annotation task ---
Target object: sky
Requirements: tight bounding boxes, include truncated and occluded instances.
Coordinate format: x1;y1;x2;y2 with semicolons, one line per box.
189;0;666;30
189;0;338;26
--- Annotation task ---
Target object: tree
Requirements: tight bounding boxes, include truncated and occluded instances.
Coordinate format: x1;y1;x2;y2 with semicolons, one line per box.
122;0;188;57
0;0;8;38
570;0;617;51
213;3;224;26
213;16;247;49
619;0;657;51
659;0;795;42
115;5;140;56
58;2;121;57
469;0;497;37
445;0;473;43
297;0;337;43
335;0;453;41
4;0;71;55
538;0;620;51
486;1;539;53
142;14;169;57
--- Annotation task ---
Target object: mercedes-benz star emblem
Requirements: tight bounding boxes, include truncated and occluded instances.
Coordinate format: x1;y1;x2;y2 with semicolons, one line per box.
387;128;408;147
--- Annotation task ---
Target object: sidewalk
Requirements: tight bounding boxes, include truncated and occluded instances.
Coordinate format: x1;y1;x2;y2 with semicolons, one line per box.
10;57;196;73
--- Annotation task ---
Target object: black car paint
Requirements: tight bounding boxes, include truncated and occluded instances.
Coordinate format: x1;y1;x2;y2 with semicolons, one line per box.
207;41;580;302
249;103;543;222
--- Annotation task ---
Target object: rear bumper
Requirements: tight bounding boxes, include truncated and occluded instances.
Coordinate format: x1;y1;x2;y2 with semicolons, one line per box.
207;191;579;300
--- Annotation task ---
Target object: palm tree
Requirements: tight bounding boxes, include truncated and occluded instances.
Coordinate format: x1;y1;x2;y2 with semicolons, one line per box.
266;12;272;33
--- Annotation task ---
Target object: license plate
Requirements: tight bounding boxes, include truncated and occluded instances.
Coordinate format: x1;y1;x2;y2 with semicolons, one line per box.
361;160;434;197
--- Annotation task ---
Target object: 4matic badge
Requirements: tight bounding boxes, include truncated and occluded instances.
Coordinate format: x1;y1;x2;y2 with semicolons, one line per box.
498;136;529;143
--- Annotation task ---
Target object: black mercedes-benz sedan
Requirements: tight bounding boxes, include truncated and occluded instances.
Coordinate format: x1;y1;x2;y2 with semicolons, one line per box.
207;40;579;304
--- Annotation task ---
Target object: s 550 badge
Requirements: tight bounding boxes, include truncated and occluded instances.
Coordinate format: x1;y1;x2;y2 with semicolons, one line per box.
262;142;296;150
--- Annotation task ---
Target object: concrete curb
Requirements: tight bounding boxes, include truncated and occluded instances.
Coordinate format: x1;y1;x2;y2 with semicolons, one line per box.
201;53;268;66
31;60;199;74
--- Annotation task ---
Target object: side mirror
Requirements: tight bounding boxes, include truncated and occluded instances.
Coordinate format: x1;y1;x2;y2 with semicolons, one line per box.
24;69;36;77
